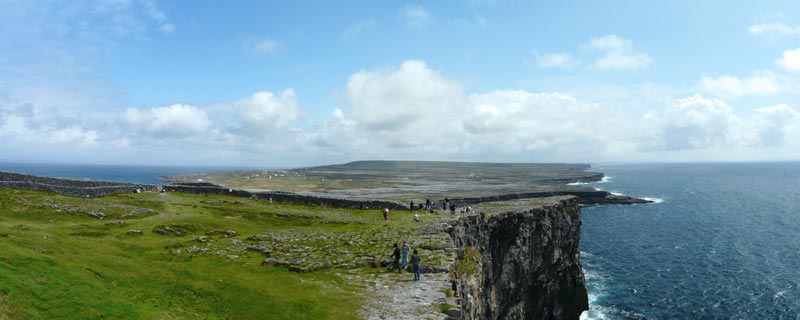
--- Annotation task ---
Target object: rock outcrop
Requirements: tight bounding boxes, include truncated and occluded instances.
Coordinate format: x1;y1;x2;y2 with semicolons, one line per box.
450;189;651;206
450;197;588;320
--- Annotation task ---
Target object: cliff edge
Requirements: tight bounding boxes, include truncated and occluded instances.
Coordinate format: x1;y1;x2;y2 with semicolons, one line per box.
450;197;588;320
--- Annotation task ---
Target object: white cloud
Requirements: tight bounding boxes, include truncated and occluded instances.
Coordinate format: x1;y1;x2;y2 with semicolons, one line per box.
2;59;799;165
589;35;652;71
234;89;304;134
253;39;280;55
123;104;211;137
141;0;176;34
776;48;800;72
403;5;431;28
750;104;800;146
530;52;580;69
347;60;464;133
748;22;800;39
0;102;101;152
698;71;780;98
341;19;376;39
657;94;740;149
463;90;641;155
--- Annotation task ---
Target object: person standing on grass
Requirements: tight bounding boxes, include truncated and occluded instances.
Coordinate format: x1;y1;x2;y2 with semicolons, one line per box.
411;249;421;280
400;241;411;270
390;243;401;272
383;208;389;220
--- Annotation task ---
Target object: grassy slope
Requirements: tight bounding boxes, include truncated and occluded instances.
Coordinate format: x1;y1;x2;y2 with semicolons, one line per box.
0;189;377;319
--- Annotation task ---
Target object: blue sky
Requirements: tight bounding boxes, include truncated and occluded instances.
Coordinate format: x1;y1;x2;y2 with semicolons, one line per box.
1;0;799;166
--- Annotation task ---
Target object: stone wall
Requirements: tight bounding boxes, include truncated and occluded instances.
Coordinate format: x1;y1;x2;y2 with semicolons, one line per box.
450;198;589;320
0;171;158;197
163;183;408;210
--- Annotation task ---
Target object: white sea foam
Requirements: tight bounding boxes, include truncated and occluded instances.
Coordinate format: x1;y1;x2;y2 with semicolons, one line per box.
609;191;626;196
598;176;612;183
642;197;664;204
568;181;590;186
581;252;613;320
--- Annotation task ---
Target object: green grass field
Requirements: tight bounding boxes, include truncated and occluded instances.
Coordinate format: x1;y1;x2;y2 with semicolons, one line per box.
0;188;456;319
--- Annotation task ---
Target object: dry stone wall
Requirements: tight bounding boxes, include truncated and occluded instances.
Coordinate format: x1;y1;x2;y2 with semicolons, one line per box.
0;171;158;197
163;182;408;210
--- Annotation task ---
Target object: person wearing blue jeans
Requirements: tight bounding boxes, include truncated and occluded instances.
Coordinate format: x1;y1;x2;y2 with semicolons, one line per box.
411;249;421;281
400;241;411;270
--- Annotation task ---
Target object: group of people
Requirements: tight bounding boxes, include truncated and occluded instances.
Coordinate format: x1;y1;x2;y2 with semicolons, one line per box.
390;241;421;280
410;198;458;213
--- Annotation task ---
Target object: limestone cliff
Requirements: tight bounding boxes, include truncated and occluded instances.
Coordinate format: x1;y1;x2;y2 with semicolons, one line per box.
449;197;588;320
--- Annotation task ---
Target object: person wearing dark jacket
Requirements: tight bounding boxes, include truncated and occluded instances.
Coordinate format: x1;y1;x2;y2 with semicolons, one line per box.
389;243;401;272
411;249;421;280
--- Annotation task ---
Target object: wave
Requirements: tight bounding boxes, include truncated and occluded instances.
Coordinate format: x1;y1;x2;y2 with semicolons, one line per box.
642;197;664;204
581;252;612;320
568;181;590;186
568;176;612;186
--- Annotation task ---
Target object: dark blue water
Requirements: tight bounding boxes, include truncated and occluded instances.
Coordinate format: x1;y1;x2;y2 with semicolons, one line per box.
0;162;255;185
580;162;800;319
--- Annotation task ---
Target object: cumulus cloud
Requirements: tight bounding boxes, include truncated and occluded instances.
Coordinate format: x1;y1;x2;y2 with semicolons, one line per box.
2;59;799;165
776;48;800;72
403;5;431;28
341;19;377;39
530;52;581;69
234;89;304;134
750;104;800;146
463;90;641;156
698;71;780;97
589;35;652;71
123;104;211;137
347;60;464;132
253;39;280;55
0;102;100;149
748;22;800;39
657;94;741;149
319;60;647;159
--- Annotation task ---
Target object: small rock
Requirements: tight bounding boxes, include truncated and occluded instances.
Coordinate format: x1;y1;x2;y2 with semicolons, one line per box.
262;258;288;266
197;236;207;243
127;230;143;235
88;211;106;219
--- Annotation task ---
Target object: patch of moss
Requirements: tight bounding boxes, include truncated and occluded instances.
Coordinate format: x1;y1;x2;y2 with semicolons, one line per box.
457;245;480;276
438;303;457;313
439;286;453;297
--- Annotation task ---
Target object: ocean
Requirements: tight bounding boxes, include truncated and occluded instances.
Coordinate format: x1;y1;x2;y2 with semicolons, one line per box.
580;162;800;319
0;162;255;185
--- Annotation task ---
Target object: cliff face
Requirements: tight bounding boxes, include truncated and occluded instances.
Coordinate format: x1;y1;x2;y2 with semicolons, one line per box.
450;197;588;320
